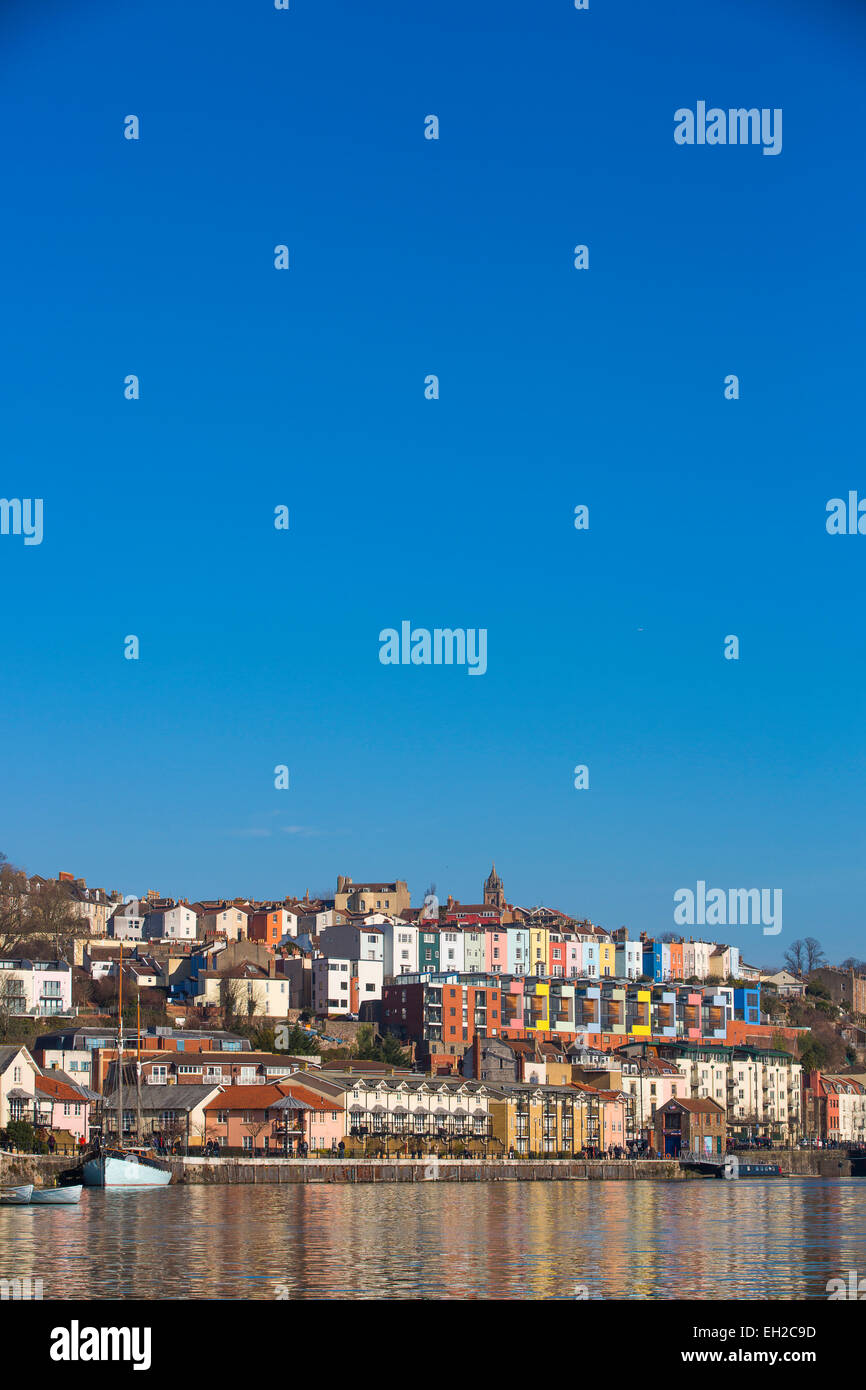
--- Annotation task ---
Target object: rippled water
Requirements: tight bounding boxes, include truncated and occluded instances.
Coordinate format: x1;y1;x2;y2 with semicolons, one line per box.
1;1178;864;1300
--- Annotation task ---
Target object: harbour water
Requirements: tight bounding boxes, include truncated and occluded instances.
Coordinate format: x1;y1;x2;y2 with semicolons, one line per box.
1;1177;864;1300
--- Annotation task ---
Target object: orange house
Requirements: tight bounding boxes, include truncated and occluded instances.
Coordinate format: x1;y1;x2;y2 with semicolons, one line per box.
248;909;293;947
668;941;684;981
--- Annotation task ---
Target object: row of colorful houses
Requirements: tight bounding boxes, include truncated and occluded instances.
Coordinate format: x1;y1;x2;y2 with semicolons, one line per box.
381;972;770;1065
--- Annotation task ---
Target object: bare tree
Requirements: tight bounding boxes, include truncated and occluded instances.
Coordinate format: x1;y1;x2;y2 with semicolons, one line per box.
783;940;807;976
803;938;826;972
28;880;88;957
221;977;243;1028
0;972;25;1040
0;855;30;955
242;1116;268;1155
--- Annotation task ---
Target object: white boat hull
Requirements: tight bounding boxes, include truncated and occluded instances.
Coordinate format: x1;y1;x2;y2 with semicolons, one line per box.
83;1155;171;1188
30;1184;82;1204
0;1184;33;1205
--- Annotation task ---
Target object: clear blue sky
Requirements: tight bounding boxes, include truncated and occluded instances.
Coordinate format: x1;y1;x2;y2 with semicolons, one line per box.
1;0;864;966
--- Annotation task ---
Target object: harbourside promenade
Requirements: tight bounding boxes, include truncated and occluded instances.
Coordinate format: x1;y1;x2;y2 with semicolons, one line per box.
2;1149;858;1186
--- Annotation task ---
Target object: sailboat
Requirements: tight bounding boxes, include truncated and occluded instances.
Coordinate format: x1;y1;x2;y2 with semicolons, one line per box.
83;945;171;1189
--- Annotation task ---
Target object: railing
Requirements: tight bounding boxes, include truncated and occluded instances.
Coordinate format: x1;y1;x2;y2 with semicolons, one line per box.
679;1148;726;1167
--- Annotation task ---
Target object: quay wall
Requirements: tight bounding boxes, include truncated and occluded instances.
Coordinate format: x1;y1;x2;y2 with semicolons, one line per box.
3;1149;855;1186
165;1148;855;1184
0;1154;75;1184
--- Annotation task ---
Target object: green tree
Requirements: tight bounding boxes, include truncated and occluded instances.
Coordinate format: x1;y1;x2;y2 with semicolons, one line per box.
5;1119;36;1152
354;1026;410;1067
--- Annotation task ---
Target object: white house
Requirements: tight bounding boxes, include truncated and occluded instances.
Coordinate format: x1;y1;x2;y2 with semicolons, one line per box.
0;1044;41;1127
144;903;198;941
312;957;384;1016
380;920;419;978
0;958;73;1017
438;929;465;973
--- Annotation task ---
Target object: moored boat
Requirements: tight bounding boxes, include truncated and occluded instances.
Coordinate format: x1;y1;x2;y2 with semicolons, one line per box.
30;1183;82;1204
83;1149;171;1188
81;944;171;1190
0;1183;33;1205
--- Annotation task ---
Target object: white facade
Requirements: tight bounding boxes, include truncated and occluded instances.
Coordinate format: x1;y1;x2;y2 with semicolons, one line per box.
318;925;384;964
381;921;419;977
144;905;198;940
0;959;72;1016
681;940;712;980
615;941;643;980
108;899;145;940
438;929;465;973
312;956;384;1015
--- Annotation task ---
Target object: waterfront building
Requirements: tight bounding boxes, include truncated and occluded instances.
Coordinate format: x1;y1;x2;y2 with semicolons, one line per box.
299;1072;496;1151
616;1055;688;1143
486;1082;587;1156
654;1097;726;1157
0;1044;40;1127
34;1071;95;1142
654;1041;802;1143
803;1071;866;1143
202;1082;345;1154
101;1082;222;1149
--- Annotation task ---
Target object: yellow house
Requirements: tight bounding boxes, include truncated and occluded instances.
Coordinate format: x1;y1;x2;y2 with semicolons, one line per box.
597;938;616;979
630;989;652;1038
524;980;550;1032
488;1084;586;1157
529;927;549;976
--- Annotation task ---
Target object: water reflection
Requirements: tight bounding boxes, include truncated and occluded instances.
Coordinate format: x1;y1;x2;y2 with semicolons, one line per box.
0;1179;863;1300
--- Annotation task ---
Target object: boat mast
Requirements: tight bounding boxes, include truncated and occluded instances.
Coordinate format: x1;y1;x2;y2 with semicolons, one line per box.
117;942;124;1148
136;993;143;1144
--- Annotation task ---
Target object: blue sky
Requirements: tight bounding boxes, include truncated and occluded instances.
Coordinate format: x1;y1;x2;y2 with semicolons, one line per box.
1;0;864;965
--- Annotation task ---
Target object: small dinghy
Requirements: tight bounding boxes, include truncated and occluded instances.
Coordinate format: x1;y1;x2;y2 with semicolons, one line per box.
30;1184;82;1204
0;1184;33;1205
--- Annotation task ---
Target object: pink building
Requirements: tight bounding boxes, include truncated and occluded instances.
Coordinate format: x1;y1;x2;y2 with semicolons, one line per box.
485;928;508;973
35;1073;92;1141
597;1090;628;1150
203;1081;344;1154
